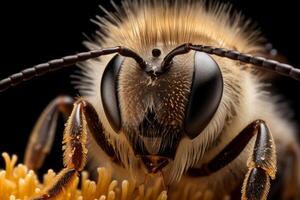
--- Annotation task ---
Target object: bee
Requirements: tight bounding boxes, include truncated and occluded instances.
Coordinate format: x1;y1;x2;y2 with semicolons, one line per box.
1;0;300;199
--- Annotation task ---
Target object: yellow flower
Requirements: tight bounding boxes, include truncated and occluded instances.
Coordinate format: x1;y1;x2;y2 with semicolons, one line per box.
0;153;167;200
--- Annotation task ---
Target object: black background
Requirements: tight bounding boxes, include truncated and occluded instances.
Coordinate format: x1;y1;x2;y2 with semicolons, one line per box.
0;0;299;173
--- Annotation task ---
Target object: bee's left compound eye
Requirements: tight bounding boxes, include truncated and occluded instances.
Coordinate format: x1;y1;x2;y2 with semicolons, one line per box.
101;55;125;133
184;52;223;139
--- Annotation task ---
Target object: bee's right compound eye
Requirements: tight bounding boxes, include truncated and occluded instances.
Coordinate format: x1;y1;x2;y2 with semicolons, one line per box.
101;54;125;133
184;52;224;139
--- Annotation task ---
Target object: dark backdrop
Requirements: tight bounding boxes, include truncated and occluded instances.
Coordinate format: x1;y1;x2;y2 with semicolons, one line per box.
0;0;299;173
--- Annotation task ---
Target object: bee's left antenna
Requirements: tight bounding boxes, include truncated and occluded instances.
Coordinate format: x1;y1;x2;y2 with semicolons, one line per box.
0;47;146;92
161;43;300;81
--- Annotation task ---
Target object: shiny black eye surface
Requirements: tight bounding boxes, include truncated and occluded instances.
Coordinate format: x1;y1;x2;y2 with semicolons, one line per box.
101;54;125;133
184;52;223;139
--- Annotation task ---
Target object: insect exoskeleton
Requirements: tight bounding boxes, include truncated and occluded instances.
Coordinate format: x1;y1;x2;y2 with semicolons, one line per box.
1;0;300;200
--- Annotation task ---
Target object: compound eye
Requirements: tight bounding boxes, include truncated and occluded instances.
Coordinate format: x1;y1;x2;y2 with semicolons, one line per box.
101;54;125;133
184;52;223;139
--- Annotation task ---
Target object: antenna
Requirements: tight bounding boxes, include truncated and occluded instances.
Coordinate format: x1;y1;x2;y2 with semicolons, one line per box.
0;46;146;92
162;43;300;81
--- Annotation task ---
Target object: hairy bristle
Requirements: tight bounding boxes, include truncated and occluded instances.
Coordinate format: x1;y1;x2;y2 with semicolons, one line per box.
85;0;261;52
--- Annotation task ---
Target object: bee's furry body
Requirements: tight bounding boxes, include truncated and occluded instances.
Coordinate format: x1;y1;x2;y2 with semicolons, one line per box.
75;0;300;198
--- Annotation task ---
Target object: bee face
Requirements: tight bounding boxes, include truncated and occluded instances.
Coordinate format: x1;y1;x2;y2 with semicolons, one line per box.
99;45;224;174
118;51;193;169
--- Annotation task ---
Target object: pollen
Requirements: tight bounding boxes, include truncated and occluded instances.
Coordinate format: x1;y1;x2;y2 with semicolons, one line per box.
0;153;224;200
0;153;167;200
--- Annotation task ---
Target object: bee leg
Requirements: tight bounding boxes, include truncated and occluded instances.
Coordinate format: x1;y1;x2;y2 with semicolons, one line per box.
241;120;276;200
81;100;120;163
31;168;77;200
187;120;276;200
25;96;74;170
32;99;119;199
32;99;89;200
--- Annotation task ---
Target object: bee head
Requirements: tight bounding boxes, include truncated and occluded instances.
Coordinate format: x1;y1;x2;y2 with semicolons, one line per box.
101;44;223;173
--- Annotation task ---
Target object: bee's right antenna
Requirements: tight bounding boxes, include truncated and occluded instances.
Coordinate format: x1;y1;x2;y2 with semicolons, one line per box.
161;43;300;81
0;46;146;92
